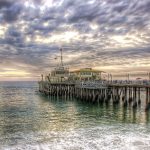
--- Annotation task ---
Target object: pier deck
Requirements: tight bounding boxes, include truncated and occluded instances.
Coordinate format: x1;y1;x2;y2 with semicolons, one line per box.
39;81;150;111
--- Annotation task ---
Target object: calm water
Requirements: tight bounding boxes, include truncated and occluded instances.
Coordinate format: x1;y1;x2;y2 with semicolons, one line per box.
0;81;150;150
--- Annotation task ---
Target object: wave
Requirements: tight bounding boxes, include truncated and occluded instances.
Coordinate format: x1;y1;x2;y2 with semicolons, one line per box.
2;125;150;150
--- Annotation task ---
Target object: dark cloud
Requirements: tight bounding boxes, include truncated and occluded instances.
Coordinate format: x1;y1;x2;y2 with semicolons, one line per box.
32;0;44;5
0;0;23;22
67;1;101;23
0;0;13;8
4;4;22;22
3;26;24;46
137;1;150;13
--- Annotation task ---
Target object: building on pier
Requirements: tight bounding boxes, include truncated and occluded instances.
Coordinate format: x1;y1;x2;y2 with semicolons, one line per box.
40;48;105;83
44;48;70;83
70;68;104;81
44;66;69;83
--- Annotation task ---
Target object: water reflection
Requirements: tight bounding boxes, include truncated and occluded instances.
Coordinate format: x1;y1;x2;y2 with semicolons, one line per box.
41;94;150;125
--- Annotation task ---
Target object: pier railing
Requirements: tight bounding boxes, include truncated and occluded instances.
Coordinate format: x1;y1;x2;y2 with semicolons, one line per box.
75;81;108;89
39;80;150;91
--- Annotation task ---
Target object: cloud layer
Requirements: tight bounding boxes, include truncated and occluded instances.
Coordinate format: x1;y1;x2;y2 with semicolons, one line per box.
0;0;150;80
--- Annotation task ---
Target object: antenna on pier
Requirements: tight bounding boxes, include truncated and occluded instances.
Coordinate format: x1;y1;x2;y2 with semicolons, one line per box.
60;48;63;67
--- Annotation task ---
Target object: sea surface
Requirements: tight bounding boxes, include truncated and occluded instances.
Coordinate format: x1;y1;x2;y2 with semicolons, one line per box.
0;81;150;150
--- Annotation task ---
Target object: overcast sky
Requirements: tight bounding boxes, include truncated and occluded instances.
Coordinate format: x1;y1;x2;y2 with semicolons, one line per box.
0;0;150;80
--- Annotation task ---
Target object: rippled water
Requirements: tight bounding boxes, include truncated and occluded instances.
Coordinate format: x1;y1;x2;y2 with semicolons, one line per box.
0;81;150;150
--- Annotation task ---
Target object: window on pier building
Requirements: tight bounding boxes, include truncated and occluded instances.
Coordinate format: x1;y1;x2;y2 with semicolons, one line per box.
56;71;69;75
80;72;92;75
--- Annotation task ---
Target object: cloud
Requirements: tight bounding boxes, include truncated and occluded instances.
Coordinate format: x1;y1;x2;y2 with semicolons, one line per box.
0;0;22;9
0;0;150;80
0;1;23;23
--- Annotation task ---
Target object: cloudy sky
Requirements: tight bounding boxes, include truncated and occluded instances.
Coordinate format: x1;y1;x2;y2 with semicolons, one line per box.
0;0;150;81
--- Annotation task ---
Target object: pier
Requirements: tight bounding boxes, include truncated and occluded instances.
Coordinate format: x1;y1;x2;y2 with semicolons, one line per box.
38;48;150;112
39;80;150;111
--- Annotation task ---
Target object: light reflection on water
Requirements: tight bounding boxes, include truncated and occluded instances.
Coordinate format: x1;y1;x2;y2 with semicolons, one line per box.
0;81;150;150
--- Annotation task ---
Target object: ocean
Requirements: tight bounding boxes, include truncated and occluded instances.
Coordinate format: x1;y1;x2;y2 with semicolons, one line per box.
0;81;150;150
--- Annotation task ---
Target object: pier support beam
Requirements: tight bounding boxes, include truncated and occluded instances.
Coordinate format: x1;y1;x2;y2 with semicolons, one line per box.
145;88;150;111
132;87;137;108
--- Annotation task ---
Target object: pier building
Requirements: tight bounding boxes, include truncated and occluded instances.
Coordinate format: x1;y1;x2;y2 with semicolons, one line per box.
70;68;104;81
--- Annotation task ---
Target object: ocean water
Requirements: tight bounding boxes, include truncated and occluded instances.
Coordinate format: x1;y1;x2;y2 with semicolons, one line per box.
0;81;150;150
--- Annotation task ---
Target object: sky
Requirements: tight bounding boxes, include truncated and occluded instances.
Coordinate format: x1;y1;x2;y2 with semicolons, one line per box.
0;0;150;81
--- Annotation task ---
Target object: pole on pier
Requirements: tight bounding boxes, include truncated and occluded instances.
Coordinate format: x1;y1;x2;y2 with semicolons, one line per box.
146;88;148;104
127;74;129;82
41;74;43;81
60;48;63;67
128;87;132;104
145;88;150;111
133;87;137;108
110;74;112;83
123;87;127;107
138;88;141;105
149;88;150;103
108;74;109;82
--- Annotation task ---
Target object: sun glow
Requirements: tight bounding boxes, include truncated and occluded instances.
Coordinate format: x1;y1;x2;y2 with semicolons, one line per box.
25;36;31;42
34;31;79;44
43;22;49;27
0;69;31;77
43;0;53;6
112;35;128;44
90;23;99;30
0;25;7;37
111;34;145;48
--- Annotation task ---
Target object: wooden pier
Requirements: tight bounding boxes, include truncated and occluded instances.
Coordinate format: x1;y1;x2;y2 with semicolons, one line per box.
39;81;150;111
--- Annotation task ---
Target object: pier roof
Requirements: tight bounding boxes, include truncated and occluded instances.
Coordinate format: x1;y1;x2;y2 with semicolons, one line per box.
71;68;104;73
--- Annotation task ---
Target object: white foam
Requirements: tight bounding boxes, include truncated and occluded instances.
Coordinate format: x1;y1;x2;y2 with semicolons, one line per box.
2;125;150;150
